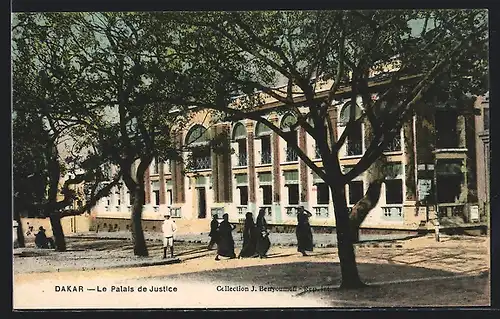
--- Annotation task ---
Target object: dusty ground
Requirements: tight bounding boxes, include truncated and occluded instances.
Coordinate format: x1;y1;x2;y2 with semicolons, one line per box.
13;234;490;308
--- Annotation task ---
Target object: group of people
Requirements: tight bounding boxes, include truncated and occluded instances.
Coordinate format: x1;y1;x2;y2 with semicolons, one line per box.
207;206;314;261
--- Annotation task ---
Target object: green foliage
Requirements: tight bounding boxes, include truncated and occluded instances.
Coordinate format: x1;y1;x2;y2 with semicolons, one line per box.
167;10;488;183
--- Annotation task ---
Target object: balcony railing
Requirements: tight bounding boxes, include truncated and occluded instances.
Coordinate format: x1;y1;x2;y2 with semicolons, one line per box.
285;205;300;216
237;206;248;215
313;206;330;218
169;207;182;218
193;156;211;170
259;206;272;217
384;137;402;152
437;203;465;219
235;153;248;167
346;141;363;156
285;148;298;162
210;207;224;218
259;151;272;165
381;206;403;220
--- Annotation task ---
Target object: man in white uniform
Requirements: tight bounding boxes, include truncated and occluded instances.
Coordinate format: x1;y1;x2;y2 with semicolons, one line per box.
162;212;177;258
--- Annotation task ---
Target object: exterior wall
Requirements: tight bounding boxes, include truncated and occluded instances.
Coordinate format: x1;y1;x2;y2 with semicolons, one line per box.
92;94;486;231
475;94;489;219
21;215;91;239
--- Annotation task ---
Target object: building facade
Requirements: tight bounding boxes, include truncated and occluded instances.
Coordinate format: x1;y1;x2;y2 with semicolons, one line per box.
474;92;490;220
91;82;488;232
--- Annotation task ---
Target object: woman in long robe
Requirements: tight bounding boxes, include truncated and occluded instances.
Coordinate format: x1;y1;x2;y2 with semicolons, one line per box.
255;208;271;258
215;213;236;260
296;206;314;256
207;214;219;250
238;212;258;258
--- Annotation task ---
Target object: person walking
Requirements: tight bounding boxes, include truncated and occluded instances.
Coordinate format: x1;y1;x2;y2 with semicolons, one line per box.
215;213;236;261
238;212;258;258
162;212;177;259
207;214;219;250
255;208;271;258
296;206;314;256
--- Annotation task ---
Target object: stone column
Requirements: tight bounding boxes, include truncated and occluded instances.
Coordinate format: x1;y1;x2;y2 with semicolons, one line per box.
416;108;437;222
221;124;232;203
211;124;232;205
144;167;151;204
457;114;467;148
159;162;167;215
211;125;220;203
159;163;166;204
465;112;478;203
172;134;185;204
403;121;416;201
403;117;418;226
246;121;256;214
326;106;338;146
299;126;309;208
459;158;468;203
270;114;281;222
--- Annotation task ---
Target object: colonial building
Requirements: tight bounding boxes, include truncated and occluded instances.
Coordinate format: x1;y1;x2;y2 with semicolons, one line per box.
91;79;488;233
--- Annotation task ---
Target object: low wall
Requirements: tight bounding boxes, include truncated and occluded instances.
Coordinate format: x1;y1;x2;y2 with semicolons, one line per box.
93;217;211;235
20;215;91;239
92;217;487;236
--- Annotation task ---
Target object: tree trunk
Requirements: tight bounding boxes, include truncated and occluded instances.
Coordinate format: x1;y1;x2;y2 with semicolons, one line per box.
346;115;387;243
131;185;148;256
331;185;367;289
46;155;66;252
14;210;25;248
349;157;386;243
49;211;66;251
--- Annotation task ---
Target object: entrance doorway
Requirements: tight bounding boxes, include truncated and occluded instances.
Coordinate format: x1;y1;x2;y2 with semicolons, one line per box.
197;187;207;218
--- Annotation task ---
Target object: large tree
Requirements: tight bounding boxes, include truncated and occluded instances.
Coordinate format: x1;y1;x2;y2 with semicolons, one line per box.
13;13;124;251
13;12;198;256
158;10;488;288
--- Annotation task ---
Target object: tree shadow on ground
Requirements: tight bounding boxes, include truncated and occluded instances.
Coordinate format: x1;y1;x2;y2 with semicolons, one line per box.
165;261;476;291
163;261;489;307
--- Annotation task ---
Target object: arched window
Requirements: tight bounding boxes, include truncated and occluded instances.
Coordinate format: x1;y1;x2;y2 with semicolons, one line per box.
339;102;363;156
232;122;247;166
339;101;363;125
185;125;211;170
280;113;298;132
255;122;272;165
280;113;299;162
185;124;209;146
255;122;272;138
232;122;247;141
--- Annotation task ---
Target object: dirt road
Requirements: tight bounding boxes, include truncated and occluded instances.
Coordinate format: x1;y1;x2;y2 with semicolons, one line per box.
13;235;490;308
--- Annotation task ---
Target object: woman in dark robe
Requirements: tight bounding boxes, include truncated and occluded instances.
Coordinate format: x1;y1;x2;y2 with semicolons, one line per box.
255;208;271;258
207;214;219;250
296;206;314;256
215;213;237;261
238;212;258;258
35;226;49;249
